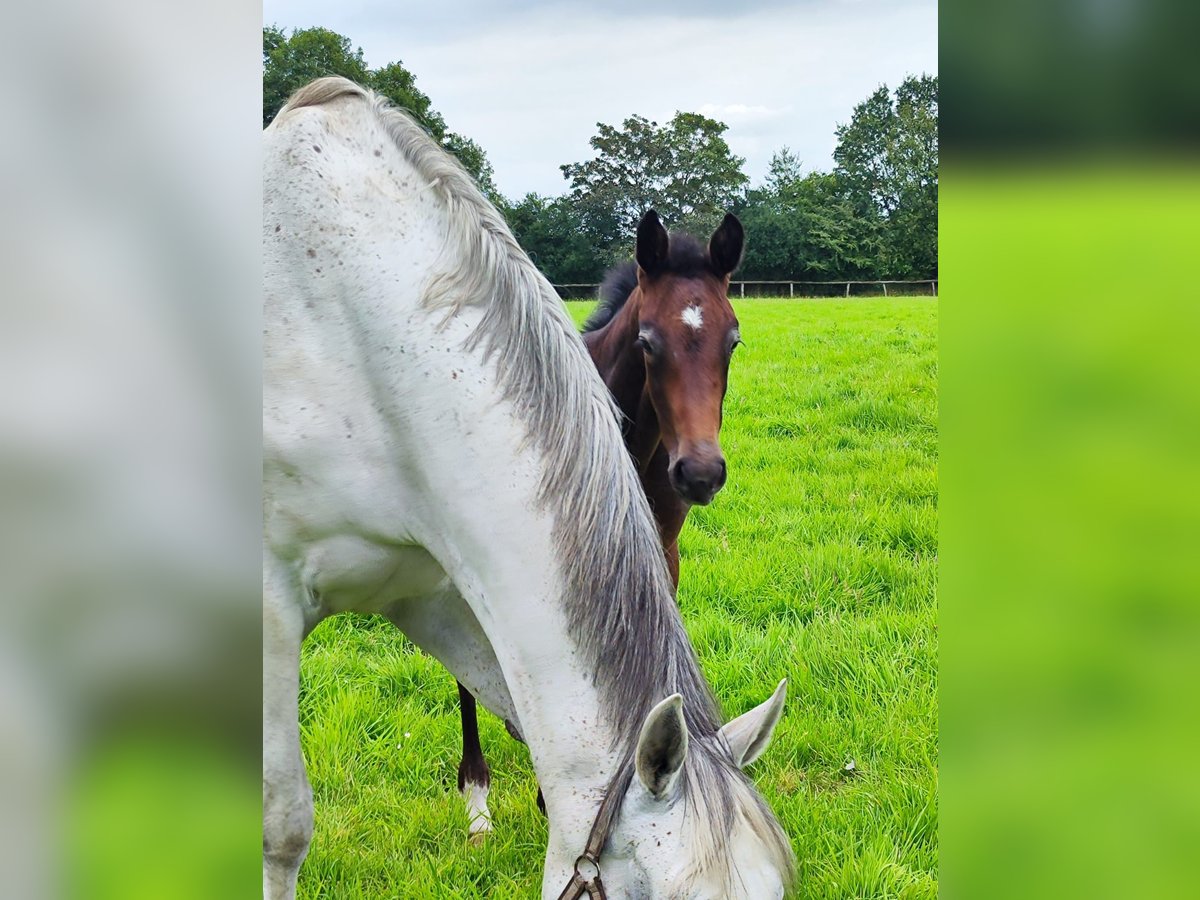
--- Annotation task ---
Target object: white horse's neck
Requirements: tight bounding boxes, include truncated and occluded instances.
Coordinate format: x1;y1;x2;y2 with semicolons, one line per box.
398;294;629;860
264;90;637;866
393;297;632;892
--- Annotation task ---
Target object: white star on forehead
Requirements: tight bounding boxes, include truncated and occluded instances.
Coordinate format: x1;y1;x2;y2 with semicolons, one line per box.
681;305;704;331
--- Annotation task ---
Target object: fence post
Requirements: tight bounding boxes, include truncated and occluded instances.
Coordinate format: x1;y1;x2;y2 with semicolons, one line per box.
882;282;888;297
845;282;850;298
931;280;937;297
790;282;794;298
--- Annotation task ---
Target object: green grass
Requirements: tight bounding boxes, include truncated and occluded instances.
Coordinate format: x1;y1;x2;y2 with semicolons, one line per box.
296;297;938;898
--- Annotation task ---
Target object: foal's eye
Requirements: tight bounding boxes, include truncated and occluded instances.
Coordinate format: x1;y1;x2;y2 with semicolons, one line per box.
635;335;655;355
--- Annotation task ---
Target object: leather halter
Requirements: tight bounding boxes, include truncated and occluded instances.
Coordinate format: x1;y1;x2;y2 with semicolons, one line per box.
554;789;615;900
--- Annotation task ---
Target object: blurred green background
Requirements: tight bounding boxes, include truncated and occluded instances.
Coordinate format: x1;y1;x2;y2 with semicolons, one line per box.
942;2;1200;897
942;166;1200;899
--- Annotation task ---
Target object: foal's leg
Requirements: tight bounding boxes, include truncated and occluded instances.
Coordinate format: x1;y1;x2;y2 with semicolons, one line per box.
457;682;492;844
384;581;516;842
263;559;313;900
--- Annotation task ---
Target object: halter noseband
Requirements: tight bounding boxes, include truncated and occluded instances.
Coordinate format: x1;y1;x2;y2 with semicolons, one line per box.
554;788;615;900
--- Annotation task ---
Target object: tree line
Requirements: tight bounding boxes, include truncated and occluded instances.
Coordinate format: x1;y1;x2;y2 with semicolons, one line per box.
265;27;937;285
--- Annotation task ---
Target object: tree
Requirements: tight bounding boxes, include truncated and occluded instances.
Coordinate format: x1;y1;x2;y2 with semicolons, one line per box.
763;146;805;193
561;113;748;257
833;75;938;278
263;27;499;201
502;194;608;285
735;149;874;281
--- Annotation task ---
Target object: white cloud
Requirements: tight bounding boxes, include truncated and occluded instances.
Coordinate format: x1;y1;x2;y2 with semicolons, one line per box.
263;1;937;199
697;103;791;121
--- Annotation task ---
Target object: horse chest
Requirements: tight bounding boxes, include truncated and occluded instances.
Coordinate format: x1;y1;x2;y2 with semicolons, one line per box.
300;536;448;618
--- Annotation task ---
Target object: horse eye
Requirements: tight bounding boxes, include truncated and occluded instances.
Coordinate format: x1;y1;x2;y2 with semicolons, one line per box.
636;335;655;355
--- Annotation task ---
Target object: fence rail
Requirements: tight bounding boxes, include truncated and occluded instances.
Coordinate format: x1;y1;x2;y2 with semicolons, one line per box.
552;279;938;300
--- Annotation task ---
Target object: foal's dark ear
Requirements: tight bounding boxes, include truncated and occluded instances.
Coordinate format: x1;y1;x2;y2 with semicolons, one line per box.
709;213;745;278
636;209;670;276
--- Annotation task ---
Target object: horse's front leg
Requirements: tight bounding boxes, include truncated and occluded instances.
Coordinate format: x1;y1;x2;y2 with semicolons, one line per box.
457;681;492;844
263;556;313;900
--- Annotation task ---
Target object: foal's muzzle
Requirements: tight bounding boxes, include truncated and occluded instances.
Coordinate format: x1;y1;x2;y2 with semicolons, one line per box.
669;452;727;505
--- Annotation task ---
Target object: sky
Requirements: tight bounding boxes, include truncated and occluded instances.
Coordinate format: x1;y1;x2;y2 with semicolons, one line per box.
263;0;937;200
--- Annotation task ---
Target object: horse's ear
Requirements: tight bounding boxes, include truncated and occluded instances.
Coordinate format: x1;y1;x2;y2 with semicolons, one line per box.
636;209;670;276
709;213;745;278
720;678;786;768
635;694;689;799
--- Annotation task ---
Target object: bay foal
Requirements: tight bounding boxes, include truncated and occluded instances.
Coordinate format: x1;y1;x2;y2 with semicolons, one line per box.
582;209;744;583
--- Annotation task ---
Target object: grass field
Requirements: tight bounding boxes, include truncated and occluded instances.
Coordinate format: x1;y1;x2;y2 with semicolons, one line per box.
295;297;938;899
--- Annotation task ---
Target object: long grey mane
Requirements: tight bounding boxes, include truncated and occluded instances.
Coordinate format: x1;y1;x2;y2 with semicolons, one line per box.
277;77;793;892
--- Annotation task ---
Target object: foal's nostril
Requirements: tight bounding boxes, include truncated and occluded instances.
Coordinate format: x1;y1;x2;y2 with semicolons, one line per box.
672;455;726;503
673;457;690;486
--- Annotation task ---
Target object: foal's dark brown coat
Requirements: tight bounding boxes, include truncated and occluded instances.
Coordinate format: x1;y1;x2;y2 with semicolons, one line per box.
457;210;745;822
581;210;743;582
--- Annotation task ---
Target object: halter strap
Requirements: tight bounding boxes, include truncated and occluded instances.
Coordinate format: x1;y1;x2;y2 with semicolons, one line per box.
554;854;606;900
554;780;620;900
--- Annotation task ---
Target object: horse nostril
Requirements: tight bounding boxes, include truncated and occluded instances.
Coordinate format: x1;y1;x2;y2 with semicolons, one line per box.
673;457;690;486
672;456;726;503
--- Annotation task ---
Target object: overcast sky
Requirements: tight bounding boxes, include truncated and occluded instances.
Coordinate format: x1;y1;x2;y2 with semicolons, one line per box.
263;0;937;200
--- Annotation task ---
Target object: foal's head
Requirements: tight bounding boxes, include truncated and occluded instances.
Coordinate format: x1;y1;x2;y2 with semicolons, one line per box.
617;210;744;506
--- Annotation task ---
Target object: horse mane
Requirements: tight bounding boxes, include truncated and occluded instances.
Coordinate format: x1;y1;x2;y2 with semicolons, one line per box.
275;78;793;892
582;234;716;333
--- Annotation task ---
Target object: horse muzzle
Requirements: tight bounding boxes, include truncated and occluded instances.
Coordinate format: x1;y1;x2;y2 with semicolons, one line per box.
668;452;727;505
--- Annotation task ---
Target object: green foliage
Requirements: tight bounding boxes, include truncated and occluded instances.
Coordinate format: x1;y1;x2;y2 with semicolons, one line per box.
294;298;939;899
262;27;499;201
834;76;939;279
736;151;875;280
502;193;609;284
538;79;937;285
737;77;939;283
561;113;749;258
